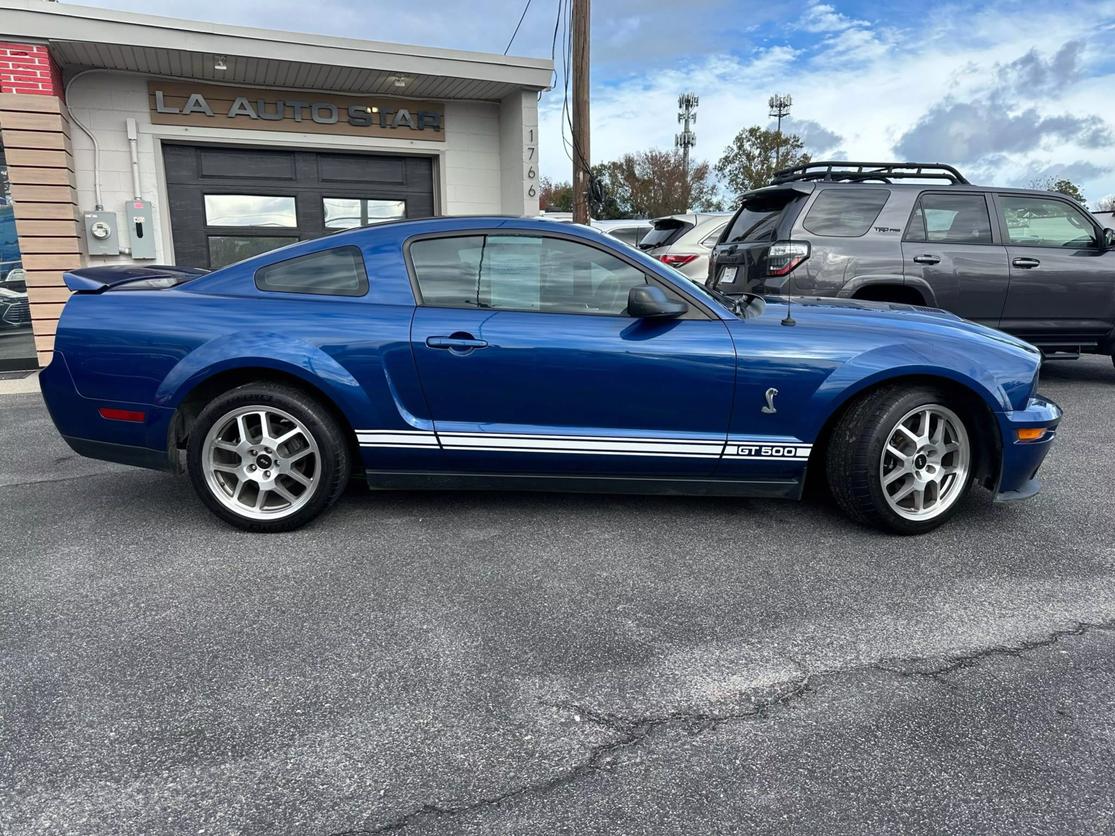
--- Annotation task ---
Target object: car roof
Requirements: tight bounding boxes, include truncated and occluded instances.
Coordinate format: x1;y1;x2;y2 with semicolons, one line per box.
650;212;732;224
592;219;651;230
742;181;1086;199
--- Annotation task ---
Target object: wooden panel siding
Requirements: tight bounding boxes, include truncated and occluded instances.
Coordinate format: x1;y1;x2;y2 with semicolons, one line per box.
3;147;72;168
1;91;84;365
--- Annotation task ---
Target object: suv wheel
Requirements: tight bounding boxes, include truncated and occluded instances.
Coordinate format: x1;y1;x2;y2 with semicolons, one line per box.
826;385;974;534
186;383;350;532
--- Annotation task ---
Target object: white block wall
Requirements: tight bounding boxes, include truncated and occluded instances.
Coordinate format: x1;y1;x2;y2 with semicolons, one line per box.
66;72;540;266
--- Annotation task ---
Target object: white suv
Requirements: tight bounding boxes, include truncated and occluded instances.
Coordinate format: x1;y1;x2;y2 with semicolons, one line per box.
639;213;731;283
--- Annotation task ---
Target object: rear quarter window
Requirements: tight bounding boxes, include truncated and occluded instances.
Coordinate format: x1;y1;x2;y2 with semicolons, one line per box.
802;189;890;237
254;246;368;296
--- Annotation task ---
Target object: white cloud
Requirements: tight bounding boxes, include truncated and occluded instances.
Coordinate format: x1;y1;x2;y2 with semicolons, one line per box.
540;0;1115;206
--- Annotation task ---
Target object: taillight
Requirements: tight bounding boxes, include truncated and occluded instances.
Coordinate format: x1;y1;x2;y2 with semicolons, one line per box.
766;241;811;276
658;253;698;268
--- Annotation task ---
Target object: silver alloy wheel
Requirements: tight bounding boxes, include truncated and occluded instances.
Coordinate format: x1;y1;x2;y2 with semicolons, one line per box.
879;403;971;521
202;405;321;521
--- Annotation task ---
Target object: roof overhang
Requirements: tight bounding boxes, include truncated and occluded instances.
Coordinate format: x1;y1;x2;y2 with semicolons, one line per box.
0;0;554;101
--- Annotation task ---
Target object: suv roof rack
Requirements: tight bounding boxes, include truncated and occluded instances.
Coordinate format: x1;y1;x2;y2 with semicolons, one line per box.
771;161;970;186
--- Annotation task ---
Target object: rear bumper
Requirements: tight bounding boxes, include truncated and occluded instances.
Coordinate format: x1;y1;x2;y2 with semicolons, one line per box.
993;395;1063;502
40;351;174;470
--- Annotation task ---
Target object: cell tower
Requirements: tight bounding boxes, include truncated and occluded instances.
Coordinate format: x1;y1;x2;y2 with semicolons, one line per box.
768;93;793;169
675;92;699;171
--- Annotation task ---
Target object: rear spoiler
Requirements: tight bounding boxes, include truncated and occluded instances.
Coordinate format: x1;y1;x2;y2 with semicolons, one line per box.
63;265;209;293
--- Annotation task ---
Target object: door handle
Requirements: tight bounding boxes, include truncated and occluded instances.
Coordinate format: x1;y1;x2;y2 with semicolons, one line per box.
1012;257;1041;269
425;335;488;350
912;254;941;265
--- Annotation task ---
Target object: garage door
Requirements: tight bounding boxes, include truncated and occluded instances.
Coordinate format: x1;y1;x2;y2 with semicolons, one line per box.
163;144;435;268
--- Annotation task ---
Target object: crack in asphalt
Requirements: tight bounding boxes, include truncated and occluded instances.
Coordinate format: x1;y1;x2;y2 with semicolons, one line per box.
333;677;814;835
333;619;1115;834
871;618;1115;679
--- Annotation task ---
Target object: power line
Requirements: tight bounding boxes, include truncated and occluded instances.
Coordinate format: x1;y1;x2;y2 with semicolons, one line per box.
503;0;533;55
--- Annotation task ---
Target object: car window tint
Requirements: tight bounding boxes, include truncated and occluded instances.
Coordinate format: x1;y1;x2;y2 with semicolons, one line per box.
480;235;647;315
999;195;1098;248
409;236;485;307
802;189;890;237
905;194;993;244
254;246;368;296
640;220;693;250
724;192;802;243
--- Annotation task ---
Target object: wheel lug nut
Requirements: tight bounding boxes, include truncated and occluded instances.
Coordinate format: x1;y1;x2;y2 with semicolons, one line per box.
264;470;271;478
248;464;257;472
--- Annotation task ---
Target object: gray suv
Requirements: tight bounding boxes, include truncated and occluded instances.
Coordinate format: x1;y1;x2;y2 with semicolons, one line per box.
708;161;1115;362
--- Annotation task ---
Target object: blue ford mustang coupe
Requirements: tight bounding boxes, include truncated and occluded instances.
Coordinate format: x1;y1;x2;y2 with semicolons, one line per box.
41;217;1061;534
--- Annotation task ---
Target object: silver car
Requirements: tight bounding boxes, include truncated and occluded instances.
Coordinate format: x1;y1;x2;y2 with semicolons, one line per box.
639;213;731;283
593;219;653;248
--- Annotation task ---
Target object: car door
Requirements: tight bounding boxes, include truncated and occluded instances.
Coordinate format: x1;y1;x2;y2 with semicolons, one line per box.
406;231;736;477
993;193;1115;347
901;191;1009;327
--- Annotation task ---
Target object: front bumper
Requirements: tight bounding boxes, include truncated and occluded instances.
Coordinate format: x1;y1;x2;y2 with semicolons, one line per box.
994;395;1063;502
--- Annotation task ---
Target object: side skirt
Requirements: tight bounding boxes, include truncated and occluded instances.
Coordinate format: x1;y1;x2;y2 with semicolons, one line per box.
364;469;805;500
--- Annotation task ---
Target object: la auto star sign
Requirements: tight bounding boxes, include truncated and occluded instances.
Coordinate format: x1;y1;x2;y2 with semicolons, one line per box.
147;81;445;141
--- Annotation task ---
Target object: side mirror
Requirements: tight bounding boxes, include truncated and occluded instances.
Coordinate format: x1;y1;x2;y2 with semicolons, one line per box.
628;285;689;319
1104;228;1115;250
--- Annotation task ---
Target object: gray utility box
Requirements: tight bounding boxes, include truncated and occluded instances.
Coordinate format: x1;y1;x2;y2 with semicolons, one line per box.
83;211;119;256
127;200;157;260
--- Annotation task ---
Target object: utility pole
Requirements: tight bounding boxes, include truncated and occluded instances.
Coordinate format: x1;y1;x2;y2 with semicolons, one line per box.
675;93;698;172
768;93;792;171
571;0;590;224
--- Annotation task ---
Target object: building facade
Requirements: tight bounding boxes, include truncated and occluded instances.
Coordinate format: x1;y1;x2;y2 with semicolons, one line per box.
0;0;551;368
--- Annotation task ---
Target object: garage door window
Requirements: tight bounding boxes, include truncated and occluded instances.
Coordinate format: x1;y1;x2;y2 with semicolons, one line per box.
255;246;369;296
204;195;297;227
323;198;406;230
209;236;298;269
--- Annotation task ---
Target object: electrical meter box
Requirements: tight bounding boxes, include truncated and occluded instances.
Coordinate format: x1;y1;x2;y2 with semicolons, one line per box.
126;199;157;260
83;211;119;256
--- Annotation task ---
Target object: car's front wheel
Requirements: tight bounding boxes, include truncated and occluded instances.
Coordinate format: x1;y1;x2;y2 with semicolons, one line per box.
186;383;350;532
826;385;974;534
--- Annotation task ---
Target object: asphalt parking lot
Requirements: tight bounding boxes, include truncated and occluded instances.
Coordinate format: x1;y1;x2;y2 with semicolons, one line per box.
3;356;1115;835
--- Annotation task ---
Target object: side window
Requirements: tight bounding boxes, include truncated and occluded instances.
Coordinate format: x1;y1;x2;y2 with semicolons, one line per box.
802;189;890;237
700;222;727;248
480;235;647;315
409;235;649;315
254;246;368;296
998;195;1098;248
905;193;993;244
409;236;485;307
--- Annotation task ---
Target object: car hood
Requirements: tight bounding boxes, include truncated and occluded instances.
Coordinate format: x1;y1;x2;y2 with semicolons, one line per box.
757;295;1039;354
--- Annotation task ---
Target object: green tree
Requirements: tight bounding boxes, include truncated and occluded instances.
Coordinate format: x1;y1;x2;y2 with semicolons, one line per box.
595;149;722;218
538;177;573;212
715;126;810;200
1030;176;1086;205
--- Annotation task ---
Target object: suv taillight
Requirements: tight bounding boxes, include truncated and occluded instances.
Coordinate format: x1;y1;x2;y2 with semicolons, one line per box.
766;241;811;276
658;253;698;268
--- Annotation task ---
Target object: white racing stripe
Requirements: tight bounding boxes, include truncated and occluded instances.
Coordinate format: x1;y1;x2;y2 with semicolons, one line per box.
355;429;812;462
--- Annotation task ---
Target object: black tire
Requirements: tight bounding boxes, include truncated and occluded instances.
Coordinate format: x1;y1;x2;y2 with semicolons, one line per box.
825;385;975;535
186;382;350;532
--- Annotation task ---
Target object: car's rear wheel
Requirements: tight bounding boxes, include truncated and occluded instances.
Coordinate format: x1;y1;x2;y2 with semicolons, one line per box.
186;383;350;532
826;385;974;534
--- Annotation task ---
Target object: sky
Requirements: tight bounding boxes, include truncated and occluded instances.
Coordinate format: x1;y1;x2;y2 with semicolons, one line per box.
72;0;1115;206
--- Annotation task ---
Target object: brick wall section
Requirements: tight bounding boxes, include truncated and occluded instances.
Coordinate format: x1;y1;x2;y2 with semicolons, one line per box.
0;92;83;365
0;43;62;97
